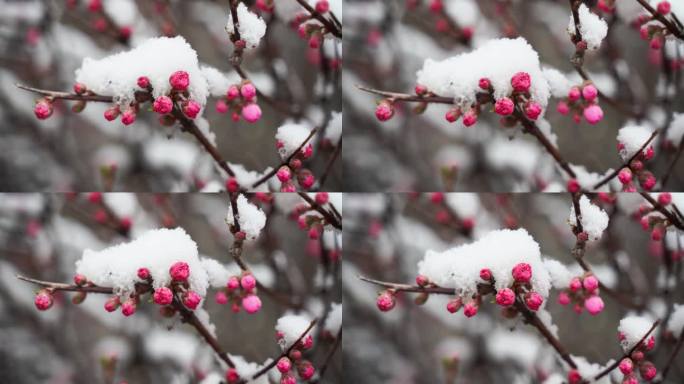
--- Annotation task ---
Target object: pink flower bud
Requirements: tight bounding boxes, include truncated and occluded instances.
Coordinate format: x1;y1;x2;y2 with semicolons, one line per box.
478;77;491;90
215;99;229;114
73;82;87;94
641;174;657;191
280;374;296;384
415;84;427;95
280;182;296;192
445;108;461;123
298;171;315;189
227;85;240;100
525;101;542;120
567;178;581;193
558;291;571;305
277;357;292;373
658;192;672;205
104;106;120;121
618;168;633;184
240;274;257;291
74;274;87;286
639;361;657;380
242;294;262;313
494;97;515;116
567;369;582;384
645;146;654;160
582;84;598;102
215;291;228;305
650;36;663;50
153;287;173;305
479;268;492;281
277;167;292;182
34;290;54;311
104;296;120;312
121;109;137;125
584;295;604;315
225;368;240;384
225;177;239;192
446;297;463;313
137;268;150;280
297;360;315;380
375;101;394;122
463;301;479;317
525;291;544;311
169;261;190;281
240;83;257;101
511;72;531;92
512;263;532;283
169;70;190;91
657;1;671;15
462;109;478;127
137;76;150;89
583;275;599;292
651;226;664;241
34;99;53;120
583;104;604;124
241;103;262;123
568;87;581;102
315;192;329;205
569;277;582;292
315;0;329;13
183;291;201;310
619;357;634;374
121;299;137;316
377;291;396;312
183;99;201;119
557;101;570;115
645;335;655;350
227;276;240;291
153;96;174;114
430;192;444;204
496;288;516;307
429;0;443;13
622;375;638;384
308;35;321;49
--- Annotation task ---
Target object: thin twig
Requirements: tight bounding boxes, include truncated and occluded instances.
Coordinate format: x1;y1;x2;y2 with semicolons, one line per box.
298;192;342;230
294;0;342;38
251;128;318;189
593;320;660;380
317;139;342;189
640;192;684;230
592;130;659;190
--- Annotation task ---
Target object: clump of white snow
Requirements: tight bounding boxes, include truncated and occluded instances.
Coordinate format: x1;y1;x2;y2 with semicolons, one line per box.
228;163;273;193
618;315;658;350
275;313;315;348
75;36;209;108
275;123;315;158
323;303;342;335
543;67;572;98
324;111;342;143
227;355;273;384
415;37;551;108
543;259;573;289
417;228;552;298
617;125;655;160
666;113;684;146
226;195;266;241
568;4;608;50
667;304;684;338
75;228;210;297
226;3;267;49
569;195;609;241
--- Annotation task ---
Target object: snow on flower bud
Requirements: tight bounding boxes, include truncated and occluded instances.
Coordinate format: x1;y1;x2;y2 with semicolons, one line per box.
479;268;492;281
658;192;672;205
277;357;292;373
242;294;262;313
34;290;54;311
567;178;580;193
463;301;479;317
240;274;257;291
582;84;598;102
240;83;257;101
462;109;478;127
557;101;570;115
104;296;120;312
446;297;463;313
657;1;671;15
121;109;137;125
241;103;262;123
153;287;173;305
583;104;604;124
619;358;634;374
121;299;137;316
169;261;190;281
618;168;633;184
511;72;531;92
137;268;150;280
183;291;201;310
525;101;542;120
377;290;396;312
169;70;190;91
494;97;514;116
558;291;571;305
495;288;516;307
511;263;532;283
584;295;604;315
183;99;201;118
525;291;543;311
375;101;394;122
478;77;491;90
34;99;53;120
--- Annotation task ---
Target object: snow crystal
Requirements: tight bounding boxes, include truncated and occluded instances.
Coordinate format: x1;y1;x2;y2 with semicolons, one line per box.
200;258;230;288
569;164;613;192
415;37;551;108
417;228;552;298
226;3;267;50
570;355;613;384
226;195;266;241
617;125;654;160
275;123;315;158
228;163;273;192
323;303;342;335
667;304;684;338
228;355;272;384
666;113;684;146
618;315;658;350
542;67;572;98
324;111;343;143
75;228;210;297
543;259;573;289
75;36;209;108
569;195;609;241
568;4;608;50
201;66;239;96
275;313;315;348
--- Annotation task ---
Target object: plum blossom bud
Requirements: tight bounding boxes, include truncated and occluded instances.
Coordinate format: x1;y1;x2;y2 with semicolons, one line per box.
568;87;581;102
240;274;257;291
583;104;604;124
277;357;292;373
415;84;427;95
584;295;604;315
377;290;396;312
511;263;532;282
583;275;599;292
121;299;137;316
495;288;516;307
315;0;329;13
34;290;54;311
136;268;150;280
446;297;463;313
639;361;657;380
658;192;672;205
104;106;120;121
153;287;173;305
525;101;542;120
277;167;291;183
567;369;582;384
569;277;582;292
641;173;656;191
557;101;570;115
73;83;87;95
619;358;634;374
240;83;257;101
137;76;150;89
104;296;120;312
169;261;190;281
567;178;581;193
34;99;53;120
511;72;531;92
280;374;296;384
479;268;492;281
582;84;598;102
227;85;240;100
183;291;201;310
463;301;479;317
182;99;201;119
445;108;462;123
462;109;478;127
618;168;633;184
227;276;240;291
215;99;229;113
121;109;137;125
74;274;88;286
657;1;671;15
225;177;239;193
558;291;571;305
315;192;329;205
225;368;240;384
375;100;394;121
478;77;491;90
525;291;543;311
169;70;190;91
494;97;514;116
297;360;315;380
153;96;173;114
215;291;228;305
242;294;262;313
242;103;262;123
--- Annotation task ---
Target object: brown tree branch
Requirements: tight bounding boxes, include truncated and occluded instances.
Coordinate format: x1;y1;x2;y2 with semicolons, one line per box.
592;130;659;190
593;320;660;380
298;192;342;230
294;0;342;38
250;128;318;189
